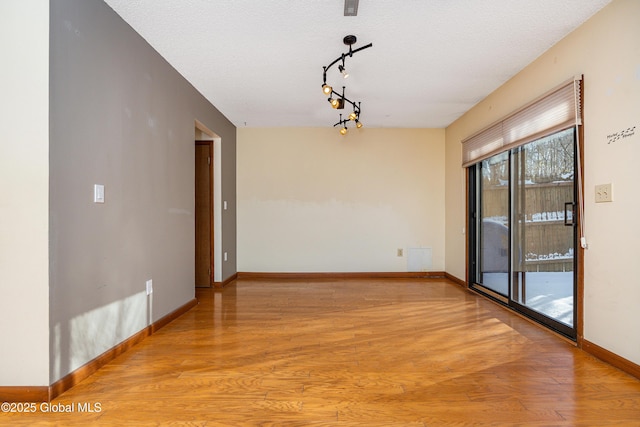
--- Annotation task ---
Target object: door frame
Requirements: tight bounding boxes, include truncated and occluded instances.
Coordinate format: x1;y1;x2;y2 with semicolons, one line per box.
195;119;223;285
195;140;214;287
466;128;583;341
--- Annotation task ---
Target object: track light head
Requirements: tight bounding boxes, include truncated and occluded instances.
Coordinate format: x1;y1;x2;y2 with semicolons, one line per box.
340;127;348;135
322;84;333;95
338;64;349;79
330;97;345;109
348;111;357;121
356;120;363;129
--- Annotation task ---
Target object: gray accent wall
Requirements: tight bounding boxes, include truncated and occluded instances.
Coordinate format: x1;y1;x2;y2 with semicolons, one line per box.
49;0;236;382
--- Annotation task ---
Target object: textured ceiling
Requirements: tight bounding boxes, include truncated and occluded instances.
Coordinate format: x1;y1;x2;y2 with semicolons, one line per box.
103;0;611;128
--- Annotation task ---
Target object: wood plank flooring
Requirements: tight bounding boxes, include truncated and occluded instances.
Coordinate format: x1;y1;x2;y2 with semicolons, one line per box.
3;279;640;425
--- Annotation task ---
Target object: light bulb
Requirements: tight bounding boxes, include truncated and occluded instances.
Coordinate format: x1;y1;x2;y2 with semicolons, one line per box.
322;84;332;95
340;127;348;135
348;112;357;121
356;121;363;129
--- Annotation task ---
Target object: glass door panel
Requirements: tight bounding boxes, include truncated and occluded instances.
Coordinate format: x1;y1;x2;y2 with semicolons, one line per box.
510;129;576;334
478;152;509;297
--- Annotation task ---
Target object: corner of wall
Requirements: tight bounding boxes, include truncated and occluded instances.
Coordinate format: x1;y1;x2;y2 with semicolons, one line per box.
0;0;50;386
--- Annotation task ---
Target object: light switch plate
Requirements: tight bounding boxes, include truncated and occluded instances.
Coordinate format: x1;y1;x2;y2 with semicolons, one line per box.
94;184;105;203
595;183;612;203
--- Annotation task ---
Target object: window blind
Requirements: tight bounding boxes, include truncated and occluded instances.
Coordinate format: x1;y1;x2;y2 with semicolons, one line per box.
462;76;582;167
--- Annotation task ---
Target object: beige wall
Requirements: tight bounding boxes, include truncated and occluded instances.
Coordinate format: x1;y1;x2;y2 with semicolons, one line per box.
0;0;50;386
238;127;445;272
445;0;640;364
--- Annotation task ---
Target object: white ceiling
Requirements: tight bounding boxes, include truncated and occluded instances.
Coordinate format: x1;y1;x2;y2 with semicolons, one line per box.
103;0;611;129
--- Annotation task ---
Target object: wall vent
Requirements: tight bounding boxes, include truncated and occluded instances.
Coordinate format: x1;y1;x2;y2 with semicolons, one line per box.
344;0;359;16
407;248;432;272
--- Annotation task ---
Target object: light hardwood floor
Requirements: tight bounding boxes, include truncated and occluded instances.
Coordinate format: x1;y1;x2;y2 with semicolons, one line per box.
4;279;640;425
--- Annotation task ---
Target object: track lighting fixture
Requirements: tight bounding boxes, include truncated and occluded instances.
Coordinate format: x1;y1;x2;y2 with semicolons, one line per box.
321;35;372;134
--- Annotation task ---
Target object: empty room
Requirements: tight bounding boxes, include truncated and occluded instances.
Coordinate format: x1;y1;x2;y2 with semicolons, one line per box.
2;0;640;425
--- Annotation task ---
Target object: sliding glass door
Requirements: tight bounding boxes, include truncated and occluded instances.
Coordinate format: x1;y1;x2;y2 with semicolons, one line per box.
476;152;510;298
470;128;577;338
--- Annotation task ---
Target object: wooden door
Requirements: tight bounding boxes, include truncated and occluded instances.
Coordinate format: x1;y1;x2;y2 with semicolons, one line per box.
195;141;213;287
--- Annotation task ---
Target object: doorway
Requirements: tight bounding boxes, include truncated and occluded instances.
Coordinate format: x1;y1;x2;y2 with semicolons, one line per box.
195;140;213;287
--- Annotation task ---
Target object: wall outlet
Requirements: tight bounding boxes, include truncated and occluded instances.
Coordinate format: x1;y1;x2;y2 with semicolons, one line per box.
595;183;613;203
397;248;403;257
146;279;153;295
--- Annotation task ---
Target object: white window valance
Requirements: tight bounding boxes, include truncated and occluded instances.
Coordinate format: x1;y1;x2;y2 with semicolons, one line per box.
462;76;582;167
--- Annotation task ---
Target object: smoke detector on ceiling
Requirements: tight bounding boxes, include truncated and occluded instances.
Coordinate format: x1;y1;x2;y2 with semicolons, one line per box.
344;0;359;16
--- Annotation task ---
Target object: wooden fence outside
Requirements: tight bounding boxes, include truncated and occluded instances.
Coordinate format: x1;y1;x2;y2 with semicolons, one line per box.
482;182;574;272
